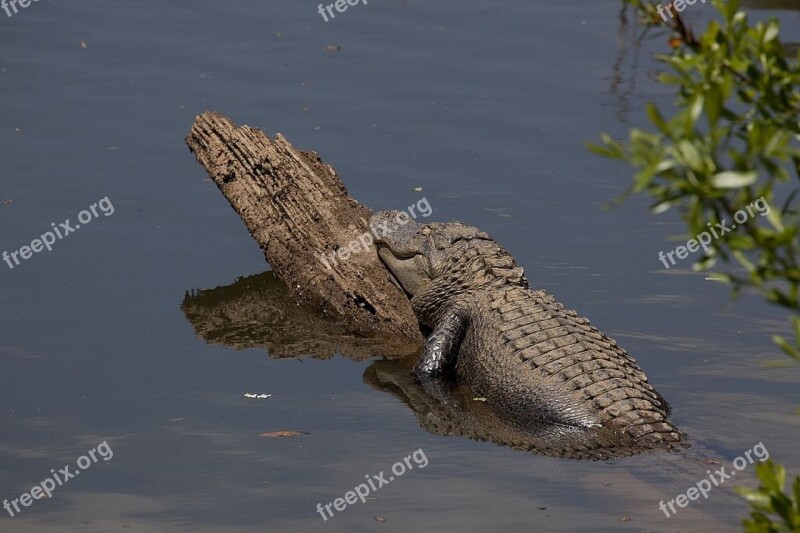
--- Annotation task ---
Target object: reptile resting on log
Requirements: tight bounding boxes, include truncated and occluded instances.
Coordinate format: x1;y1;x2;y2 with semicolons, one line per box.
185;111;685;456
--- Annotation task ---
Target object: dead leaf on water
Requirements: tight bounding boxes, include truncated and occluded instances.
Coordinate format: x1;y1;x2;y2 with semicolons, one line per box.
375;516;385;523
259;430;311;438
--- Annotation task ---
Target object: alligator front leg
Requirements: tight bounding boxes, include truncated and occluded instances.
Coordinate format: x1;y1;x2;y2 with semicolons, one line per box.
415;310;467;380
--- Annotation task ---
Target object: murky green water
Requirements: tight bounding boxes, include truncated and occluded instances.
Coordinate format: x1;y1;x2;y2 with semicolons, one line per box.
1;1;799;531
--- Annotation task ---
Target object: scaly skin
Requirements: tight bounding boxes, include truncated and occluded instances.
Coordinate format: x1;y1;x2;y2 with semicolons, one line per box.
370;211;684;449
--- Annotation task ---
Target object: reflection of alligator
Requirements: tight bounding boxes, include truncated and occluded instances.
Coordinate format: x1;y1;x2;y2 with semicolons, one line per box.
370;211;685;451
181;271;682;459
365;357;663;460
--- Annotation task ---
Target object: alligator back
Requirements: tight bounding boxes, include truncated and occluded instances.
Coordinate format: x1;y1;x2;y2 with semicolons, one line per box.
457;284;683;449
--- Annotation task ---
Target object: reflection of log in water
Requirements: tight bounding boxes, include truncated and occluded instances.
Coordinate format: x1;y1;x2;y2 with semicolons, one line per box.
182;272;665;460
181;271;421;360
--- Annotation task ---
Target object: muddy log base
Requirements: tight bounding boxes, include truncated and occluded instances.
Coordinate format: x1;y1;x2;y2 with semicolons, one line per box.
185;111;422;343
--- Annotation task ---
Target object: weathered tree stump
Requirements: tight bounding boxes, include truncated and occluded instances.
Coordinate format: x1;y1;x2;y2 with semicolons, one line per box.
185;111;422;343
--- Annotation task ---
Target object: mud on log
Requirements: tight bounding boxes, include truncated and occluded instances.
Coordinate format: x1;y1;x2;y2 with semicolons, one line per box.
185;111;422;343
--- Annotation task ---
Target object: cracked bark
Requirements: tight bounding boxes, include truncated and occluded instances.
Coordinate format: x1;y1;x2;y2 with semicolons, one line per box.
185;111;423;343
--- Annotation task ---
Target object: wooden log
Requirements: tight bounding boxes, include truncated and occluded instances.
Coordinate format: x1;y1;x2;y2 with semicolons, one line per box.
185;111;423;343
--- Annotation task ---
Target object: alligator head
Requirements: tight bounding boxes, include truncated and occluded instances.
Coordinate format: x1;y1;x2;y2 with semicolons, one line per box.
369;210;494;297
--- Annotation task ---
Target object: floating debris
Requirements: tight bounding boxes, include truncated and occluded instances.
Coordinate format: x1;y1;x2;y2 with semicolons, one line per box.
243;393;272;399
472;397;487;402
259;431;311;438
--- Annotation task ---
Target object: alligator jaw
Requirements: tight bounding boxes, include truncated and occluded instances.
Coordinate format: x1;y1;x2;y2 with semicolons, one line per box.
376;246;429;297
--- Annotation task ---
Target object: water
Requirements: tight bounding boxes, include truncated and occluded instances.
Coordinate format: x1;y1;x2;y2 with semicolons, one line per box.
1;0;799;531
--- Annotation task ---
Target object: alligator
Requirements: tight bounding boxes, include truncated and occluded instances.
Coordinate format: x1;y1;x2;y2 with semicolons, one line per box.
370;211;685;451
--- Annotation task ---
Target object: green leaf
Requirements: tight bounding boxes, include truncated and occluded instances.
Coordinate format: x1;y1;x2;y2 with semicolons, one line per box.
705;83;723;128
773;335;800;362
765;206;784;232
678;140;704;172
793;477;800;515
651;201;673;215
764;22;779;44
736;487;772;509
646;103;669;132
587;135;625;159
711;171;758;188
